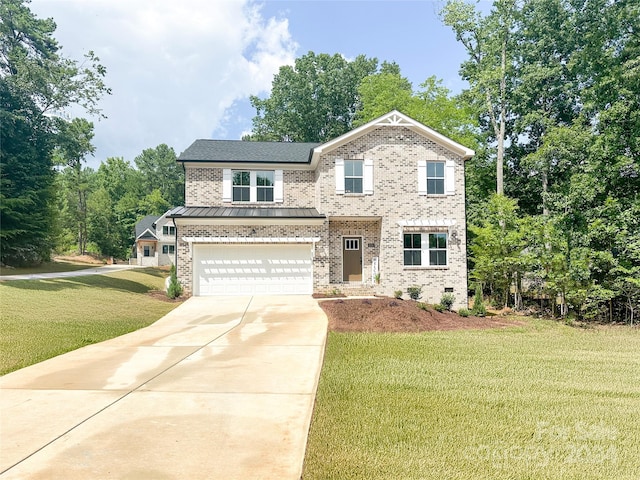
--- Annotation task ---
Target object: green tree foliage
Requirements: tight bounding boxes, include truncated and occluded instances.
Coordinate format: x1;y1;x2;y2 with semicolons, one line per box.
448;0;639;322
0;80;55;264
246;52;378;142
0;0;109;265
134;144;183;207
356;70;477;148
469;195;531;308
442;0;518;195
87;157;142;258
53;118;96;254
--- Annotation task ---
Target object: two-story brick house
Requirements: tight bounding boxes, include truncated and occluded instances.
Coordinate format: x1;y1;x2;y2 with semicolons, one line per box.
169;110;474;309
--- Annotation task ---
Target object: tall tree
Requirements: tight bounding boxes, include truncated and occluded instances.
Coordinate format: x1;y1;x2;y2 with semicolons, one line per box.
0;0;109;265
53;118;95;253
246;52;378;142
442;0;518;195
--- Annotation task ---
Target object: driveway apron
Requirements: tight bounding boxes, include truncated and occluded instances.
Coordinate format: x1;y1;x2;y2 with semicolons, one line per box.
0;295;328;479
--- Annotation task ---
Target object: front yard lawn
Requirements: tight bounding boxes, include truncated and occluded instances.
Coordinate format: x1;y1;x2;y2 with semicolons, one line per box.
303;320;640;479
0;268;180;375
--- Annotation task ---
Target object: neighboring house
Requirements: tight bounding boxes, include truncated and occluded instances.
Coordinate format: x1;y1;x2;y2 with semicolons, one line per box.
169;110;474;309
132;211;177;266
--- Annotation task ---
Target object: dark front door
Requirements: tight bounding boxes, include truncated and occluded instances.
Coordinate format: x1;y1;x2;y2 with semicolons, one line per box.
343;237;362;282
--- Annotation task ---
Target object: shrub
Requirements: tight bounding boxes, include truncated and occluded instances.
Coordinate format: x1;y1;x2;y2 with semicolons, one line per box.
417;302;429;311
407;285;422;301
433;304;445;312
166;264;183;299
472;283;486;317
440;293;456;311
394;290;403;299
458;308;471;317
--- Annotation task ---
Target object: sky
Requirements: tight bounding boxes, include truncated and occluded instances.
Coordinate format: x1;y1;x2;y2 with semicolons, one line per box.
29;0;477;168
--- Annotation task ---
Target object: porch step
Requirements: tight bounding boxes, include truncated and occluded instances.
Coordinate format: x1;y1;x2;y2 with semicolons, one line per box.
319;284;381;297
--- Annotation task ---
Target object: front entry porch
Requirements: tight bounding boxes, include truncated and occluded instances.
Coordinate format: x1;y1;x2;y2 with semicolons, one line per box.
328;218;381;287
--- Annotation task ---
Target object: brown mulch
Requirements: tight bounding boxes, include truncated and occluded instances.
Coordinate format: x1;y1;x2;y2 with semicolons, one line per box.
146;290;185;303
319;297;522;333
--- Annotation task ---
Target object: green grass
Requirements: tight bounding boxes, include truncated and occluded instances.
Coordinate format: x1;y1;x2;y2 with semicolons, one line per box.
303;321;640;479
0;261;98;276
0;268;179;375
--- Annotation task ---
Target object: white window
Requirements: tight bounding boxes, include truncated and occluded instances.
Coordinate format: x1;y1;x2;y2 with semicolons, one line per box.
223;169;283;203
162;225;176;236
418;160;456;195
143;246;151;257
403;233;447;266
427;161;445;194
233;171;251;202
162;245;175;254
335;158;374;195
256;171;274;202
344;160;363;193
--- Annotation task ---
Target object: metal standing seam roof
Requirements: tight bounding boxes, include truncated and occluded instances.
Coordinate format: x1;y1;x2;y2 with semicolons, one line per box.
168;206;326;219
177;139;321;164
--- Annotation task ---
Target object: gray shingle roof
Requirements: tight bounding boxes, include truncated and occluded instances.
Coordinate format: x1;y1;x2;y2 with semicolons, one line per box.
177;140;320;164
168;206;325;219
135;215;160;239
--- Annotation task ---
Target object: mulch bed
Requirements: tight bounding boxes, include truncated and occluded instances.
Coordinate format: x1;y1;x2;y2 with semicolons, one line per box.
319;297;521;332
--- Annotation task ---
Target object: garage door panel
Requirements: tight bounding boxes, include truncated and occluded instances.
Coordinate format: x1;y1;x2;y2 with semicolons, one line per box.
194;244;312;296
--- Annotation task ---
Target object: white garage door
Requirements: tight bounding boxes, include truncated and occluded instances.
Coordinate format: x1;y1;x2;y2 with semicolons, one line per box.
193;244;313;296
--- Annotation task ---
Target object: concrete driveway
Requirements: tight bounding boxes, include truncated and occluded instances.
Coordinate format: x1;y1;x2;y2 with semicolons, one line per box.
0;295;328;479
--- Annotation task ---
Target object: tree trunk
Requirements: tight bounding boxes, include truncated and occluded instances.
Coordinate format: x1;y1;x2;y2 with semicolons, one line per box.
496;35;507;196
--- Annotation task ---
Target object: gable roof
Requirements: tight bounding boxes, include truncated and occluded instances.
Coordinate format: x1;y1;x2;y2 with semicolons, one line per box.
309;110;475;167
177;139;320;164
177;111;474;168
135;214;160;240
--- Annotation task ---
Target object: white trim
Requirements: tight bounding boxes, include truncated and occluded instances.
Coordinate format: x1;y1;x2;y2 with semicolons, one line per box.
335;158;345;194
363;158;374;195
310;110;475;169
417;160;427;195
135;228;158;241
274;169;284;203
445;160;456;195
397;219;457;227
182;236;320;244
222;169;232;202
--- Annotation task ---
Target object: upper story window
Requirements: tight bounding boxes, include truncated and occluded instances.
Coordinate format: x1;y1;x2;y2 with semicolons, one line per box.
256;171;274;202
427;161;445;195
233;171;251;202
227;170;279;203
335;158;373;195
162;225;176;236
418;160;455;196
344;160;363;194
403;232;448;267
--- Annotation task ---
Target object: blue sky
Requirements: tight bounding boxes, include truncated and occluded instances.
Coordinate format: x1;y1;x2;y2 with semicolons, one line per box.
29;0;477;168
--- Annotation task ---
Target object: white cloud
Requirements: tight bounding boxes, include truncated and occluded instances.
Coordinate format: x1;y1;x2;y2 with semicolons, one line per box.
30;0;297;165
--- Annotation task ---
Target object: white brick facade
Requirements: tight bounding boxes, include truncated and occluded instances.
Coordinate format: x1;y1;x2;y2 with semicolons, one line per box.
175;111;472;309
